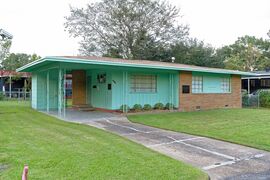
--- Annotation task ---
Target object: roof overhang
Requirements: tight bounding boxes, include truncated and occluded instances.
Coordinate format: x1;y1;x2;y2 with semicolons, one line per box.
17;56;255;76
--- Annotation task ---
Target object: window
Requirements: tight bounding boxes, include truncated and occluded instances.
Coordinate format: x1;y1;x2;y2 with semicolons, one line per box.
221;77;230;93
130;75;157;93
260;79;270;87
192;76;203;93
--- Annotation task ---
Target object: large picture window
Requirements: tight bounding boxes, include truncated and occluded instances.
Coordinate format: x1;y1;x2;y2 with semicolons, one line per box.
221;77;231;92
130;75;157;93
192;76;203;93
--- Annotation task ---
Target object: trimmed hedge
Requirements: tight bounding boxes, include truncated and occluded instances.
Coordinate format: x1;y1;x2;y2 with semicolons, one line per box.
165;103;174;110
143;104;152;111
133;104;143;112
260;91;270;108
120;104;130;112
154;103;164;110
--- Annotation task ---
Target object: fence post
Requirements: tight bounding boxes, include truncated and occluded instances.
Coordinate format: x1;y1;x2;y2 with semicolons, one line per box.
22;165;28;180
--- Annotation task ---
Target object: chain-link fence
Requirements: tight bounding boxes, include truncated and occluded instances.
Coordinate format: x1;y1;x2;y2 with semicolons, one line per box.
242;91;270;108
242;94;260;108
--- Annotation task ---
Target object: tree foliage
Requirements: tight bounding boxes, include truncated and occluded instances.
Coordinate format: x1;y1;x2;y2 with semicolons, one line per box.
0;37;12;65
65;0;189;60
169;38;224;68
1;53;41;71
217;36;270;71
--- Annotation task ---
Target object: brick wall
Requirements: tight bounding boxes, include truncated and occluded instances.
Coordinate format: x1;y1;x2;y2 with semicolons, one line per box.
179;71;242;111
72;70;86;105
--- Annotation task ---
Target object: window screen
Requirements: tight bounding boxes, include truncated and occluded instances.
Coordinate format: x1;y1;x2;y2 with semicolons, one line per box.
192;76;203;93
130;75;157;93
221;77;231;92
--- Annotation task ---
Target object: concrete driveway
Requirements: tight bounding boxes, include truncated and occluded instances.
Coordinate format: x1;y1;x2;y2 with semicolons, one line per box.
58;111;270;180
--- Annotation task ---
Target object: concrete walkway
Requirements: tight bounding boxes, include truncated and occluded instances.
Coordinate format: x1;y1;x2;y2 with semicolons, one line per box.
58;111;270;180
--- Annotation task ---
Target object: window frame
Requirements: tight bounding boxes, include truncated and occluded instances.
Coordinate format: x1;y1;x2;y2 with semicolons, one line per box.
221;77;231;93
192;75;203;93
130;74;157;93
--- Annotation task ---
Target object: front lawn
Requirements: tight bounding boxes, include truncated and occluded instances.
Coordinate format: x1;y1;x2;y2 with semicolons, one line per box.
0;101;207;179
128;108;270;151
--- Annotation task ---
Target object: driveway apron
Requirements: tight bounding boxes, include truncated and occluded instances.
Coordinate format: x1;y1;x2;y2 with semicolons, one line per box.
64;113;270;180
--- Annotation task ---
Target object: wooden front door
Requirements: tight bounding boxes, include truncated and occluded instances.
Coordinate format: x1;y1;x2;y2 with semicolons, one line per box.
72;70;86;105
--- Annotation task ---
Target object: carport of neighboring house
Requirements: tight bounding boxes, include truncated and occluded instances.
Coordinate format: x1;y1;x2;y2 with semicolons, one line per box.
17;56;253;117
20;57;179;117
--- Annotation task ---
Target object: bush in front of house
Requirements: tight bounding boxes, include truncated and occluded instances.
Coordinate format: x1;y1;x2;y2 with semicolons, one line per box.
259;91;270;108
154;103;164;110
120;104;130;112
143;104;152;111
133;104;143;112
165;103;174;110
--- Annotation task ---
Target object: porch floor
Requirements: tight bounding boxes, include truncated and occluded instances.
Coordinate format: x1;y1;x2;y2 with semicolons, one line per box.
44;109;124;122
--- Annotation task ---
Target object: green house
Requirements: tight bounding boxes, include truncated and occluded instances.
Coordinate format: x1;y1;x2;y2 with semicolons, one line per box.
17;56;253;115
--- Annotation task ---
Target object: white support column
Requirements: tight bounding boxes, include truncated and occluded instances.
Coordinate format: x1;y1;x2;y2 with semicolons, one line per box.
122;71;128;113
63;69;66;118
58;69;62;117
9;75;11;98
171;74;174;110
46;70;50;113
247;78;250;94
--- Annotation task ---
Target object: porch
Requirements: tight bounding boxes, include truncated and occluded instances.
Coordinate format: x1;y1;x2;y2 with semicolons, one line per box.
30;59;179;117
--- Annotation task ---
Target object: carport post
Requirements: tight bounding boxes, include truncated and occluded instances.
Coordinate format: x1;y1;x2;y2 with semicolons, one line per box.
58;69;63;117
46;70;50;113
9;75;11;98
247;78;250;94
63;69;66;118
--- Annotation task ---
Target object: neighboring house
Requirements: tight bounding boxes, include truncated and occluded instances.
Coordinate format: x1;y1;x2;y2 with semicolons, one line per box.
242;70;270;94
17;56;252;114
0;70;31;98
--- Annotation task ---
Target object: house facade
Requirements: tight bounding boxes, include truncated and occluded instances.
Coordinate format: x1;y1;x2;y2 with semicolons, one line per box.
17;56;252;114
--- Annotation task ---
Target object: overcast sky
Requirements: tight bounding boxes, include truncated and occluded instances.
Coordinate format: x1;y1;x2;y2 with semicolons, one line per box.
1;0;269;57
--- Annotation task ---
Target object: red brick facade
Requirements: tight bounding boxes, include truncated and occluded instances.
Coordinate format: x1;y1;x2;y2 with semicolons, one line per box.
179;71;242;111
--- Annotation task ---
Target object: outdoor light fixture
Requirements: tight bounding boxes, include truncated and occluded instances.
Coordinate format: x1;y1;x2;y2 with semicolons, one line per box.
0;28;13;39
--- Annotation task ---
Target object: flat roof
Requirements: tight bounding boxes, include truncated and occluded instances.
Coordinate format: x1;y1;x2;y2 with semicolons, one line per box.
17;56;255;76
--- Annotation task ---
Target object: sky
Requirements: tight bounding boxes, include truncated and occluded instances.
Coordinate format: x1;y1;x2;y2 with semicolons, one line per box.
0;0;269;57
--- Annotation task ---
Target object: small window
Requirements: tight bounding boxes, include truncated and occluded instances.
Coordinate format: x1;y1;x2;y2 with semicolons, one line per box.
182;85;190;94
192;76;203;93
221;77;231;93
130;75;157;93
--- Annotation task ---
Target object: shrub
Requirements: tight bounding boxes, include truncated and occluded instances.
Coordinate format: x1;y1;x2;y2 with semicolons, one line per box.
165;103;174;110
259;91;270;108
133;104;142;112
120;104;130;112
0;92;4;101
143;104;152;111
154;103;164;110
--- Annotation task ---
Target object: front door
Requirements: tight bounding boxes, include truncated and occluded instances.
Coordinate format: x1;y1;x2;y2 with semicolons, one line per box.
72;70;86;105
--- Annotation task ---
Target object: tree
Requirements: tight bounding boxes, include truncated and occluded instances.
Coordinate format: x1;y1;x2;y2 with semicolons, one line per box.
0;37;12;66
65;0;189;60
169;38;224;68
1;53;41;71
217;36;270;71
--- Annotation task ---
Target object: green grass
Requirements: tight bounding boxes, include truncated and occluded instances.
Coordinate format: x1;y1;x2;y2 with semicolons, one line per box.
128;108;270;151
0;101;207;179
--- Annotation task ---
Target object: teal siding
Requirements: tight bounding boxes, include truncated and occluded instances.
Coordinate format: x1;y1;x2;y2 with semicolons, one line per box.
192;72;231;93
31;73;37;109
32;69;60;110
36;72;47;110
111;70;179;110
88;70;112;109
48;69;59;109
